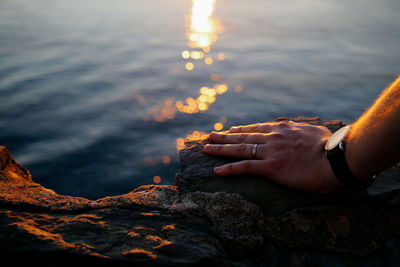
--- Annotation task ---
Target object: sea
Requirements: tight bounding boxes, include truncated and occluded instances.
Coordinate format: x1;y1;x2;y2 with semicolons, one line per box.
0;0;399;199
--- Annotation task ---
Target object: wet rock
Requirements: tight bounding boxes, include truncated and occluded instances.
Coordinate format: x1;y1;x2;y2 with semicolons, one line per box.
1;117;400;266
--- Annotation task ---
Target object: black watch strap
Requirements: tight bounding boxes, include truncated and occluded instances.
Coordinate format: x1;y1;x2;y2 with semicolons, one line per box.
325;142;376;190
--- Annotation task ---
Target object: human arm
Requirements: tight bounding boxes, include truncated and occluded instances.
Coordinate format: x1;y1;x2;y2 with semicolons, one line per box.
203;75;400;193
345;75;400;180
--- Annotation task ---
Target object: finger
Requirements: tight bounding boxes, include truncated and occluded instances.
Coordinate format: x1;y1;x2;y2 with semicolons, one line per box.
229;121;295;133
229;123;274;133
204;143;256;159
213;160;266;176
209;132;267;144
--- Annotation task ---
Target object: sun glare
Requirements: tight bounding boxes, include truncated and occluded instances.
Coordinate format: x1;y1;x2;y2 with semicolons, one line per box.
142;0;234;151
188;0;222;49
181;0;224;67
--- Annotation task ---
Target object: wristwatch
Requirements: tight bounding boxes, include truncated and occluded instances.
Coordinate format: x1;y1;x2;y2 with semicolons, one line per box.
324;125;376;189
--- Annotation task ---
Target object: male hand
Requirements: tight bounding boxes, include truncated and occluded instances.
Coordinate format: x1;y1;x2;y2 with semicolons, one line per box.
203;121;341;193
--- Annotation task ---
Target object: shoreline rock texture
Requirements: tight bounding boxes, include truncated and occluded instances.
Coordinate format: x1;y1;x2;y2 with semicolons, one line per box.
1;117;400;266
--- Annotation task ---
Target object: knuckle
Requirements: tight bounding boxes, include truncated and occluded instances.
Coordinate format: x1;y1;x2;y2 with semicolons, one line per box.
284;128;298;138
277;121;290;128
271;143;286;151
233;127;242;133
249;123;260;131
239;133;247;142
269;132;283;139
238;143;247;153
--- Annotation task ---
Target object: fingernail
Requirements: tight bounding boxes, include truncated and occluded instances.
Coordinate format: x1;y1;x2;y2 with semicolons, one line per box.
204;144;210;151
209;132;220;139
214;166;222;173
229;126;238;132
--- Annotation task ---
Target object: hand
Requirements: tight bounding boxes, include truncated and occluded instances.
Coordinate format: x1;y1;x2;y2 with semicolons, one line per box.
203;121;341;193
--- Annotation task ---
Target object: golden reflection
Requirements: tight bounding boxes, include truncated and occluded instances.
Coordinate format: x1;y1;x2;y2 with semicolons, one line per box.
153;176;161;184
234;85;243;93
214;122;223;131
182;50;190;59
144;0;228;123
176;138;185;151
127;231;140;238
141;0;231;155
181;0;223;68
141;155;172;166
161;224;175;231
213;115;228;131
162;156;171;164
147;83;229;122
215;84;227;94
185;62;194;71
140;211;161;216
202;46;210;53
190;51;204;59
176;130;208;151
187;0;223;49
217;52;226;61
146;235;173;249
134;226;156;231
204;56;213;65
122;248;157;259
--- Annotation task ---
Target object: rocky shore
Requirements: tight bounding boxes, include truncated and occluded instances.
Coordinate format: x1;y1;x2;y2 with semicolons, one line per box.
1;117;400;266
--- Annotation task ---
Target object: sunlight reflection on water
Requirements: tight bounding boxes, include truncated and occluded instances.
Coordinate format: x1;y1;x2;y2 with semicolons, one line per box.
0;0;399;199
148;0;230;124
149;0;232;158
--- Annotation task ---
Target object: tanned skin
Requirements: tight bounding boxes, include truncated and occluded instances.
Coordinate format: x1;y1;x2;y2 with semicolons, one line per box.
204;75;400;193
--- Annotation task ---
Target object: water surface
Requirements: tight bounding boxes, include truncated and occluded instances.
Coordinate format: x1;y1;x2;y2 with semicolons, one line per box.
0;0;399;199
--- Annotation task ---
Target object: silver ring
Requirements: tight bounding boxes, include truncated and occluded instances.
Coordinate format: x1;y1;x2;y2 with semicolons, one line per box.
251;144;258;160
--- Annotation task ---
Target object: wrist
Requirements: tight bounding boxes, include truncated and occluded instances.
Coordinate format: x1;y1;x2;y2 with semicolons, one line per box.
322;155;342;190
344;130;376;180
324;125;376;189
344;140;369;180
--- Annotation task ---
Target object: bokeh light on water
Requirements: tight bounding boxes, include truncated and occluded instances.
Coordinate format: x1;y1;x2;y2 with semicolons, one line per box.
0;0;399;199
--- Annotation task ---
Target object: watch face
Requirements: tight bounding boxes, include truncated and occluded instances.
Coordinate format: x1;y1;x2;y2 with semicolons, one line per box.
325;125;351;151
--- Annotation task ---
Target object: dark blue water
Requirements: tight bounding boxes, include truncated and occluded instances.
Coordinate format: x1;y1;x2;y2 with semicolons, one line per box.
1;0;399;199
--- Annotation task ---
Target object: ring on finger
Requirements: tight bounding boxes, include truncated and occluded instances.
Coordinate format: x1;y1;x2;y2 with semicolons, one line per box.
251;144;258;160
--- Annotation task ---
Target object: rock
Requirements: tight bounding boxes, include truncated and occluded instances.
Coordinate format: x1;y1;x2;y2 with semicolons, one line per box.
172;191;264;251
176;117;400;215
0;146;227;266
1;117;400;266
175;117;400;259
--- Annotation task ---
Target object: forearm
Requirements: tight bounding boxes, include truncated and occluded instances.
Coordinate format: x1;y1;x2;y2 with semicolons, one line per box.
346;75;400;179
